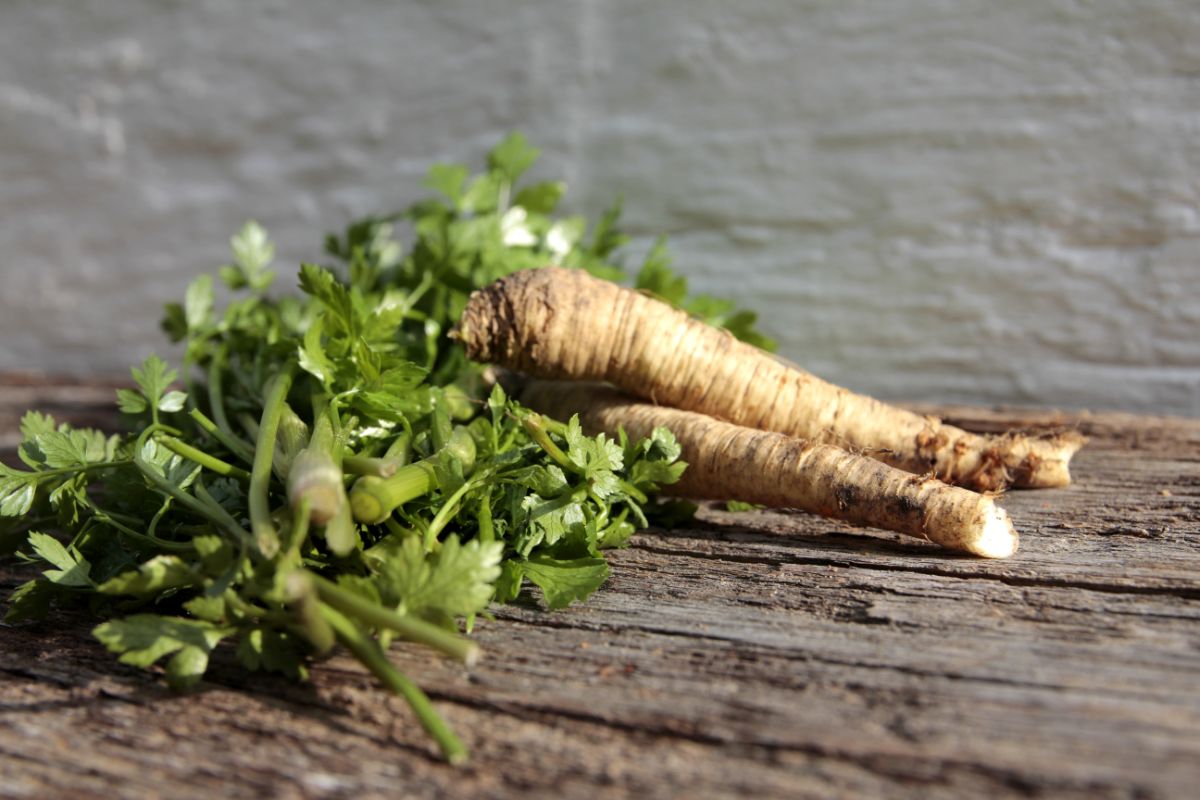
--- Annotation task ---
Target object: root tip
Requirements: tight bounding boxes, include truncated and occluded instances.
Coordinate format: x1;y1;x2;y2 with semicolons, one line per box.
969;505;1019;559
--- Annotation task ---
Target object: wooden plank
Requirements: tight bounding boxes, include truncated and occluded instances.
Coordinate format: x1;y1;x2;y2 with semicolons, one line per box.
1;378;1198;798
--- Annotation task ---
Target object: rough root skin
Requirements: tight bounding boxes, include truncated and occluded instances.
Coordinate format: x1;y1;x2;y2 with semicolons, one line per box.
459;267;1084;492
520;380;1018;558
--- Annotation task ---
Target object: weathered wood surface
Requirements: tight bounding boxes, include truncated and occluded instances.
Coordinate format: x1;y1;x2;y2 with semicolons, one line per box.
1;377;1198;799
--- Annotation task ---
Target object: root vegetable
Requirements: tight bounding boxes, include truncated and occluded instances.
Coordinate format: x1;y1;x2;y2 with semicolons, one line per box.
520;380;1018;558
457;267;1084;492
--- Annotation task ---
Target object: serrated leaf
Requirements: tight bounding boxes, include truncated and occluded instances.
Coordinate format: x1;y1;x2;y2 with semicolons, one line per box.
513;181;565;214
4;579;57;622
139;439;201;490
131;355;177;412
522;556;609;609
0;467;36;517
299;264;355;337
236;627;308;680
459;172;504;215
230;221;276;291
297;317;333;384
183;594;227;622
166;645;211;689
193;535;234;574
98;555;197;596
19;411;56;441
219;263;247;289
488;131;539;183
116;388;148;414
425;163;469;202
93;615;232;688
28;531;94;587
521;491;586;550
184;274;214;330
35;430;90;469
158;391;188;413
493;560;524;604
380;535;502;620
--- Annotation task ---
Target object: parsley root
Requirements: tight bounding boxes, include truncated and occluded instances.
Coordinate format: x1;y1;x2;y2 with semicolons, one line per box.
458;267;1084;492
519;380;1018;558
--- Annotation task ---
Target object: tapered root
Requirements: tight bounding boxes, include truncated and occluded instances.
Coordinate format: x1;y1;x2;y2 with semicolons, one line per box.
458;267;1084;492
520;380;1018;558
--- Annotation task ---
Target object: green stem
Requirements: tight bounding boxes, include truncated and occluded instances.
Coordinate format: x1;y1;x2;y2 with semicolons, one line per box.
320;604;467;765
285;572;335;654
348;428;476;525
188;408;255;464
521;414;578;475
273;402;311;481
342;454;399;478
133;427;250;546
250;367;295;557
349;463;437;525
87;503;195;553
23;460;134;481
383;429;412;467
282;496;311;565
207;343;234;439
192;478;255;548
477;492;494;545
423;475;485;550
620;480;649;505
157;435;251;481
308;572;479;666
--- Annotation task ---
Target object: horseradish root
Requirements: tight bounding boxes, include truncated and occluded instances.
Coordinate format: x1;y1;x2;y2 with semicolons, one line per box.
458;267;1084;492
519;380;1017;557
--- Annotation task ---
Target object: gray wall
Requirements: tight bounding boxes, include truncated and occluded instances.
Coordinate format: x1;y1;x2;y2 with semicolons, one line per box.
2;1;1198;414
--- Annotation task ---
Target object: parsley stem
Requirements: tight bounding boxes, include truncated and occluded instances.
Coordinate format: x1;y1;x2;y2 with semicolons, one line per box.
282;496;311;564
349;465;434;525
348;425;476;526
249;366;295;557
342;454;399;478
477;492;494;544
285;572;335;654
20;460;134;481
133;427;250;546
87;503;195;553
423;475;485;550
620;480;649;505
308;572;480;666
207;342;234;439
156;435;252;481
320;604;468;765
188;408;255;464
384;428;413;467
521;413;579;475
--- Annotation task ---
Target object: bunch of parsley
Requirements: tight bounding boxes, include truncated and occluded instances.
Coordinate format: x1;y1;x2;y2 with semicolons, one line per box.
0;133;770;763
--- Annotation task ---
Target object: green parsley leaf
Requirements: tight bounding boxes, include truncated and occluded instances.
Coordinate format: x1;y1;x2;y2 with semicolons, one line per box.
0;464;37;517
98;555;198;596
93;615;233;689
487;131;539;183
522;555;610;609
380;535;502;621
27;531;94;587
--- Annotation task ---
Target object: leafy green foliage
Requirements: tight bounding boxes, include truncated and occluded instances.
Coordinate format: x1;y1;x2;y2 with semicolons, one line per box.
0;133;734;763
94;615;233;689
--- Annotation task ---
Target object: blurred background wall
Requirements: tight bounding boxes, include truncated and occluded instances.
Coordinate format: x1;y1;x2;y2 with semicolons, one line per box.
1;0;1197;414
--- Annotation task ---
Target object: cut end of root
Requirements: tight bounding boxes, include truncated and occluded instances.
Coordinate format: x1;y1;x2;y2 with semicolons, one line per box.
967;504;1019;559
1006;430;1088;490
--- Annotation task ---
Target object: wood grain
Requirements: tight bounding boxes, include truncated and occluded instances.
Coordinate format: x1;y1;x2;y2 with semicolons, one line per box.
2;377;1198;799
